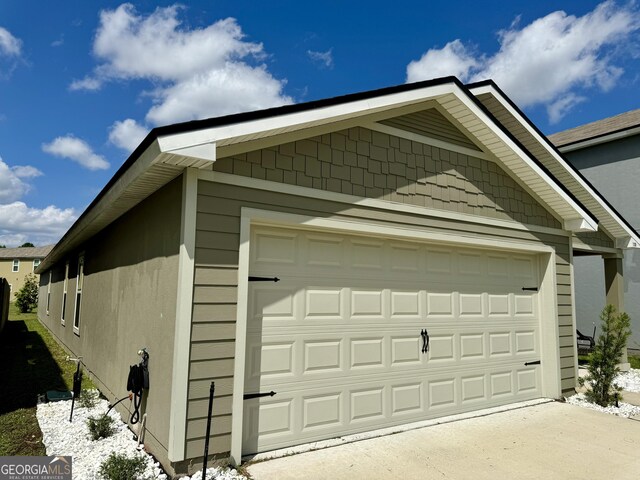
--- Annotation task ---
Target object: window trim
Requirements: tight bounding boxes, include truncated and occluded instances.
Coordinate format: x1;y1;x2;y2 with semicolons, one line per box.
61;262;69;326
46;270;51;315
72;255;84;335
33;259;41;272
12;259;19;272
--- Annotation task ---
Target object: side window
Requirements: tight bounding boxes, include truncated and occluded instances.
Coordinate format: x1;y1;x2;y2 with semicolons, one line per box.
61;262;69;326
12;259;19;272
73;255;84;335
33;259;41;272
46;270;52;315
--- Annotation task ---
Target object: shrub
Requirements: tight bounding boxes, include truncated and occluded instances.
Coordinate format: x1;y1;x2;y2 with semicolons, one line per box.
87;413;115;441
98;452;148;480
78;389;98;409
579;304;631;407
15;273;38;313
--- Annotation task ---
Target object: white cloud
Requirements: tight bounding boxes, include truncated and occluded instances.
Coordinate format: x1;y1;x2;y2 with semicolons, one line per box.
0;158;37;203
42;135;110;170
307;49;334;69
406;1;639;122
407;40;479;81
0;202;76;247
108;118;148;152
0;156;75;247
0;27;21;56
69;76;103;91
12;165;43;179
74;3;292;128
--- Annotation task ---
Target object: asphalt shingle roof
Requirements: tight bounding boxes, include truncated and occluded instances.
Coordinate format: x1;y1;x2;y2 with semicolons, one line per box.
548;109;640;147
0;245;54;259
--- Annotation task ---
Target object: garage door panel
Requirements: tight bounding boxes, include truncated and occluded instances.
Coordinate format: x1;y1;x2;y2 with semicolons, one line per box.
244;226;543;455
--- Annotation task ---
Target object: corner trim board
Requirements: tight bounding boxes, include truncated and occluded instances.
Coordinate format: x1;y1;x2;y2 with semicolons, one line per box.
168;168;198;462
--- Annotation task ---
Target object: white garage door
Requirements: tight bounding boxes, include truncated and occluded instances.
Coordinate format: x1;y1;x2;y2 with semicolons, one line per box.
242;226;543;455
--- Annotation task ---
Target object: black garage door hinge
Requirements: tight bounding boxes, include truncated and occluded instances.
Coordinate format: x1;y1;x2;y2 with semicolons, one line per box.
524;360;541;366
522;287;538;292
248;276;280;282
243;391;276;400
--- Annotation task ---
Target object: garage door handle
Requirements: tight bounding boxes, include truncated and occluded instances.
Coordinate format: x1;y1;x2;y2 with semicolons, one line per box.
421;329;430;354
249;276;280;282
243;391;276;400
522;287;538;292
524;360;541;366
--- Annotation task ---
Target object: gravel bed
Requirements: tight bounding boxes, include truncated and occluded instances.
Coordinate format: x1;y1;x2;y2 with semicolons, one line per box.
565;392;640;417
566;369;640;417
614;368;640;392
36;393;247;480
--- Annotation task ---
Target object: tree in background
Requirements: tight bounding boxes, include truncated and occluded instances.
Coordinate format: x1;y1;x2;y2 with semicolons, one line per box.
19;242;35;247
15;273;39;313
579;305;631;407
0;245;5;248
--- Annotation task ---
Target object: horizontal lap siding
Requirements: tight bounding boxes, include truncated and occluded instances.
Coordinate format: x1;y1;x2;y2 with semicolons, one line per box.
187;179;575;458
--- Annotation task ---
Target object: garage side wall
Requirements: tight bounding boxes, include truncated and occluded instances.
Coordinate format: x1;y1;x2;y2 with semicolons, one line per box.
37;177;183;466
186;176;574;460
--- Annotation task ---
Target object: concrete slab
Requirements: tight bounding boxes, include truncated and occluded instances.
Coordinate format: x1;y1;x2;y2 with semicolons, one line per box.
622;390;640;406
246;402;640;480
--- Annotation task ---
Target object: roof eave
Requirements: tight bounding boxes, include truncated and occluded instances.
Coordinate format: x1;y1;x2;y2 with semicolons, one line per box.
468;81;640;249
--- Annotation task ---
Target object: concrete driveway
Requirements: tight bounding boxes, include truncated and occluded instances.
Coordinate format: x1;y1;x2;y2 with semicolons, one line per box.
247;401;640;480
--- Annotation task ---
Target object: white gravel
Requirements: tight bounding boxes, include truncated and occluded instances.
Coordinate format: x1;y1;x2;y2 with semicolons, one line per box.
36;393;247;480
565;392;640;417
614;368;640;392
566;368;640;418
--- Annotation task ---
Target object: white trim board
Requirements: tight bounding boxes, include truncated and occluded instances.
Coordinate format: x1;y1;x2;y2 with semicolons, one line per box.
198;170;571;238
469;84;640;247
364;121;490;161
230;208;560;463
168;168;198;462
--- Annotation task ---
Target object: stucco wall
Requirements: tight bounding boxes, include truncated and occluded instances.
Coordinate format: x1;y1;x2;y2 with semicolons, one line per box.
563;136;640;351
38;177;182;464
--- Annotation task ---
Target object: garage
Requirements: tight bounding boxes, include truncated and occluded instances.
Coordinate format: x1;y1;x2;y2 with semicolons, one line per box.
242;224;546;455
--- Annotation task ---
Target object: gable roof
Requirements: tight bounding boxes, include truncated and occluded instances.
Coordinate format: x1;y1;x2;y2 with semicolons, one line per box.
467;80;640;249
0;245;53;259
39;77;620;272
548;108;640;149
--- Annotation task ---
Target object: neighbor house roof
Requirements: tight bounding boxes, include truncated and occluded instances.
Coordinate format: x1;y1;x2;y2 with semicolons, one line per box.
38;77;640;272
548;108;640;150
0;245;54;259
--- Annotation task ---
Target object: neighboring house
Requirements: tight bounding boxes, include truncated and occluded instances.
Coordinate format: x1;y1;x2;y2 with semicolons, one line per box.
0;245;54;299
36;78;640;476
549;110;640;353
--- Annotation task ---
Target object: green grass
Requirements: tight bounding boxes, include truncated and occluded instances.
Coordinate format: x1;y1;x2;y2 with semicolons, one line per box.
630;355;640;369
0;303;94;456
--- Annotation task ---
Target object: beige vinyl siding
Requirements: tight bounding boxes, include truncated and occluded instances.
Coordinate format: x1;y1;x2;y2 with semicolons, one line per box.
574;230;615;249
188;179;574;459
213;127;560;229
380;108;481;151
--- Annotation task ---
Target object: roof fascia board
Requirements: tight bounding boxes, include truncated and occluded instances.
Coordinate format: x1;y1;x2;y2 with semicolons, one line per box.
557;125;640;152
159;80;596;232
39;140;163;271
157;84;458;153
451;85;597;232
469;82;640;245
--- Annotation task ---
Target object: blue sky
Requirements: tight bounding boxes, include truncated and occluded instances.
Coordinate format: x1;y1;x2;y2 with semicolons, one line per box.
0;1;638;246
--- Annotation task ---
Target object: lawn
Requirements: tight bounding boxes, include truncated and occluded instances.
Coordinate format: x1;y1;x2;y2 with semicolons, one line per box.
0;303;94;456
